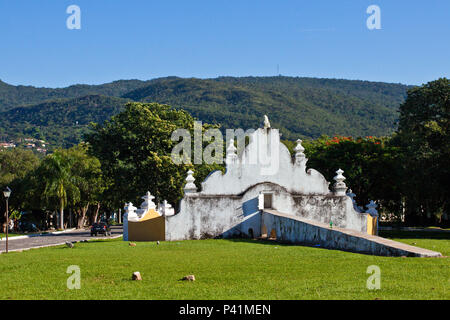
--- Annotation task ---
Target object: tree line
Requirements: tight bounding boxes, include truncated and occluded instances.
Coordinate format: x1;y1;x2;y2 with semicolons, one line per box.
0;76;409;148
0;78;448;231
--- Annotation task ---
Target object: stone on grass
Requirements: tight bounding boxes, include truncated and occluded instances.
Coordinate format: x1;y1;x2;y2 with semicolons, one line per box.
129;242;136;247
132;272;142;281
66;242;74;248
182;275;196;281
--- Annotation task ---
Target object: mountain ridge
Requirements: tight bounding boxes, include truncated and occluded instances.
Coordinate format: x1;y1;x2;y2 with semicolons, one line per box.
0;76;412;148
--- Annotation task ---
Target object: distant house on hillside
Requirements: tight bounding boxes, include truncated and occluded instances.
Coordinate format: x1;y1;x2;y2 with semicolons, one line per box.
0;142;16;149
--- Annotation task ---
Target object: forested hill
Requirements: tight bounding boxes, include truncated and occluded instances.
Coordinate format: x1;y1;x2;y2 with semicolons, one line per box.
124;77;409;139
0;79;150;111
0;95;130;147
0;76;411;148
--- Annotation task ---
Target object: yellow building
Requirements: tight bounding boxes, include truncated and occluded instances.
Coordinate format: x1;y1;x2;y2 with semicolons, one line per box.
123;192;172;241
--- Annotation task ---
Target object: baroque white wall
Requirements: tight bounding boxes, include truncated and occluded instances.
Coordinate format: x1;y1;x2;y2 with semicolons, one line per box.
165;124;367;240
200;128;330;195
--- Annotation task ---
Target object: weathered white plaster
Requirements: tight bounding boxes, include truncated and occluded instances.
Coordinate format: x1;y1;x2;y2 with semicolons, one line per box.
165;119;368;240
184;170;197;193
200;128;330;195
261;210;441;257
123;202;137;241
158;200;175;216
347;189;363;213
333;169;348;196
139;191;156;212
366;200;378;217
122;117;442;257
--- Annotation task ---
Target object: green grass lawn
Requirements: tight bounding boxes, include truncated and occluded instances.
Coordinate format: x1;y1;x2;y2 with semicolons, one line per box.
0;231;448;300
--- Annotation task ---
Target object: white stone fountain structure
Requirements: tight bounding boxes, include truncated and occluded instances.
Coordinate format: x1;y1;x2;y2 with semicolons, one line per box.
123;117;442;257
165;121;367;240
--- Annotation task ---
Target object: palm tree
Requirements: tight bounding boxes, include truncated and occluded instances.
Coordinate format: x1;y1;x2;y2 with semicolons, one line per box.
40;152;78;230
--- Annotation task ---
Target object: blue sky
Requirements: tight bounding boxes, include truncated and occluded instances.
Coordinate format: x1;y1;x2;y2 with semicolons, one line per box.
0;0;448;87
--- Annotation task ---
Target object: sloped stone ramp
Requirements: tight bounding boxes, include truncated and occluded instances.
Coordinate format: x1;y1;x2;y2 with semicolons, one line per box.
262;209;442;257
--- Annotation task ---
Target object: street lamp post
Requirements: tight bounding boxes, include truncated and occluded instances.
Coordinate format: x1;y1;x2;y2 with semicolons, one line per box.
3;187;11;253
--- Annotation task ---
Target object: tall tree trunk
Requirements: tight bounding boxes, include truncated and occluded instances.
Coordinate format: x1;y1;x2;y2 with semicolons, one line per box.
78;204;89;229
92;203;101;224
60;199;64;230
46;211;50;230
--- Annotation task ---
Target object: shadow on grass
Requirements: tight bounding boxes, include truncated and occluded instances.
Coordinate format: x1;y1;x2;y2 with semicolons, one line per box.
224;238;294;246
223;236;443;258
223;238;337;251
83;239;122;244
380;230;450;240
55;239;122;249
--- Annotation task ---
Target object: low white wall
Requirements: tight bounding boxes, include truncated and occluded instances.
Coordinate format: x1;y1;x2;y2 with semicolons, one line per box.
123;213;128;241
165;182;367;240
261;211;441;257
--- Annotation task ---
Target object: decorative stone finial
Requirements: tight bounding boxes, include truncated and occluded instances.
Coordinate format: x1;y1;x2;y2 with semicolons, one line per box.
263;115;271;129
333;169;347;196
124;202;139;221
184;169;197;193
124;202;137;214
140;191;156;210
294;139;307;167
163;199;170;209
226;139;238;165
123;202;137;241
346;188;355;199
366;200;378;217
347;189;363;212
159;200;175;216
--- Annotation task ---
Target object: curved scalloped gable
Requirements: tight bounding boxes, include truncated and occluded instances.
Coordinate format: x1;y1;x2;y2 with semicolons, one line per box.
201;127;330;195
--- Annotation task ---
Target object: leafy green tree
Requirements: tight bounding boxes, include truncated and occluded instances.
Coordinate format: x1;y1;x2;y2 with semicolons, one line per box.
37;151;78;229
86;102;223;210
18;144;104;230
0;148;40;187
62;144;104;228
394;78;450;224
0;148;40;226
69;144;106;228
301;135;403;218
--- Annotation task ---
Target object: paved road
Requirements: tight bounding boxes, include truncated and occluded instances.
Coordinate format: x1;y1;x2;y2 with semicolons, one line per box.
0;226;123;253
